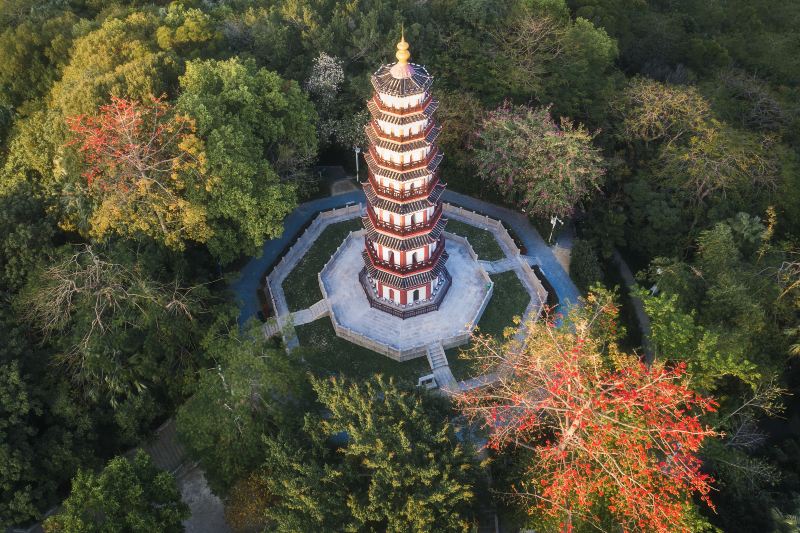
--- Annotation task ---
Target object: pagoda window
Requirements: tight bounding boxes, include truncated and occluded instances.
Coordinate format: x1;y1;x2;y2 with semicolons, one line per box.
412;289;420;302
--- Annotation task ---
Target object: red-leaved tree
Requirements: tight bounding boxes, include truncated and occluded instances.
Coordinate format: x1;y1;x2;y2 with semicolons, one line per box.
456;298;717;532
67;95;210;248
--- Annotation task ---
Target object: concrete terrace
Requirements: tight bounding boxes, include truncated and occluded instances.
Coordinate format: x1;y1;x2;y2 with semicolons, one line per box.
320;232;491;355
231;189;579;326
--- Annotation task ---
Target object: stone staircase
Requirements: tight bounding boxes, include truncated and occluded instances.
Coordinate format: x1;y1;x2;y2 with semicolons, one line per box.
262;319;282;338
426;342;448;369
426;342;459;393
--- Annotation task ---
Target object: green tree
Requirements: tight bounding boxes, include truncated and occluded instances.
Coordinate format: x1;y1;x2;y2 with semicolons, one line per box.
0;361;41;527
176;326;312;495
613;77;710;147
569;238;604;293
50;11;178;118
43;451;188;533
0;182;55;292
473;104;604;218
261;376;478;532
17;245;211;439
176;57;317;262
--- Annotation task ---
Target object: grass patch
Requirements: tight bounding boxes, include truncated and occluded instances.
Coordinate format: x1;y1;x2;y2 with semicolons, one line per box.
446;219;505;261
447;270;531;381
283;218;362;312
295;318;431;384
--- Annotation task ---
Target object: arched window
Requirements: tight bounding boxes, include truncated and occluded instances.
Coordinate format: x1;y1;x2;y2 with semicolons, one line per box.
412;289;420;302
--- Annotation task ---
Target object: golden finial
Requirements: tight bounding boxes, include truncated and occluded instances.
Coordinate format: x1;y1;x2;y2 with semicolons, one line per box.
396;26;410;65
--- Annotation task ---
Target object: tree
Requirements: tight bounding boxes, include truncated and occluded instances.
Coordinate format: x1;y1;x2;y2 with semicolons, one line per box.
660;120;779;205
43;451;188;533
260;376;478;532
641;290;761;391
569;239;604;293
176;58;317;262
176;326;312;495
0;182;55;292
613;77;710;147
456;299;718;532
67;96;211;249
17;245;209;437
49;12;178;118
473;104;604;219
0;361;41;527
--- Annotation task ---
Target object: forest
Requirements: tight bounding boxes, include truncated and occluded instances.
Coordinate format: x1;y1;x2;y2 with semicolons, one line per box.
1;0;799;531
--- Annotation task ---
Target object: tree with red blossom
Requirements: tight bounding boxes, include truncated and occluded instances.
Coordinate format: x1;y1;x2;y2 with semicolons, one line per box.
67;95;211;249
456;291;718;532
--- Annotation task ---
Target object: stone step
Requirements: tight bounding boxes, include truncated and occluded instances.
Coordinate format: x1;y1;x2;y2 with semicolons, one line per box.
262;320;281;338
425;342;448;370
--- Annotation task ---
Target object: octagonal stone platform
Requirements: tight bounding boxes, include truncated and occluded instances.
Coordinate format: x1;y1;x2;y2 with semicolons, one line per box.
319;231;493;361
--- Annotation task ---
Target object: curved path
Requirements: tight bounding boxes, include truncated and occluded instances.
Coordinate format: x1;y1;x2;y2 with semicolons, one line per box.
230;190;579;325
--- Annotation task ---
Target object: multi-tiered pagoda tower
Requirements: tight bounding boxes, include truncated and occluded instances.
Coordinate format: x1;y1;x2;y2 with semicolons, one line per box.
359;34;450;318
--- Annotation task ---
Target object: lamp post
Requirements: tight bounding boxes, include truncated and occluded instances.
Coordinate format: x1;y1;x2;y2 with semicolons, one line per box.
548;215;563;244
353;145;361;181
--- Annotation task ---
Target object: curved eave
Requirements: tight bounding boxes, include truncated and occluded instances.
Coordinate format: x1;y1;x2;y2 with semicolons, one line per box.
364;182;446;213
364;151;443;182
370;62;433;97
363;252;449;289
365;125;441;152
363;217;448;250
367;98;438;125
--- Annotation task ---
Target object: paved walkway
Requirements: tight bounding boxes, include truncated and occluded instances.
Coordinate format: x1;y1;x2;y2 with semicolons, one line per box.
230;190;363;326
612;249;654;364
442;190;579;309
479;257;517;274
231;189;578;326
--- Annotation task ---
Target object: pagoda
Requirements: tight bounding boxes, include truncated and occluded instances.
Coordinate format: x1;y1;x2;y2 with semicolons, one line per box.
359;33;450;319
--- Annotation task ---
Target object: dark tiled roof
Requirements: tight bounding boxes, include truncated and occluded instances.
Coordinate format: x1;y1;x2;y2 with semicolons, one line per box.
367;98;438;125
363;182;446;212
362;251;449;288
362;217;448;249
371;62;433;97
365;126;432;152
364;151;443;182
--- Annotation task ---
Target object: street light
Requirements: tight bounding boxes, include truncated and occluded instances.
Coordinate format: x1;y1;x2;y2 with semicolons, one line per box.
548;215;563;244
353;145;362;181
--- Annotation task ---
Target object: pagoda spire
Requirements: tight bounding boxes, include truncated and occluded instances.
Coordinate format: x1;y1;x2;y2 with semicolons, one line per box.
396;27;410;65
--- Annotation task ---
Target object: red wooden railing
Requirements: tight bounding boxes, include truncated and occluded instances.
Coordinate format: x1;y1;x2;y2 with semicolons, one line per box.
359;267;452;320
363;237;446;275
368;120;435;143
366;205;442;237
368;145;438;172
366;171;439;201
370;94;433;116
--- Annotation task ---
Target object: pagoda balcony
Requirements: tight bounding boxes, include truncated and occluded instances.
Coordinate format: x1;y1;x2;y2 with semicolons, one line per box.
366;171;439;201
367;145;439;172
371;94;433;116
364;237;447;275
366;205;443;237
369;120;436;143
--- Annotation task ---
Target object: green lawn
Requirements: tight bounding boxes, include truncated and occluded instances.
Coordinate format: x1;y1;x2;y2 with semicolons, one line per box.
447;270;531;381
295;318;431;384
283;217;363;312
445;219;505;261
